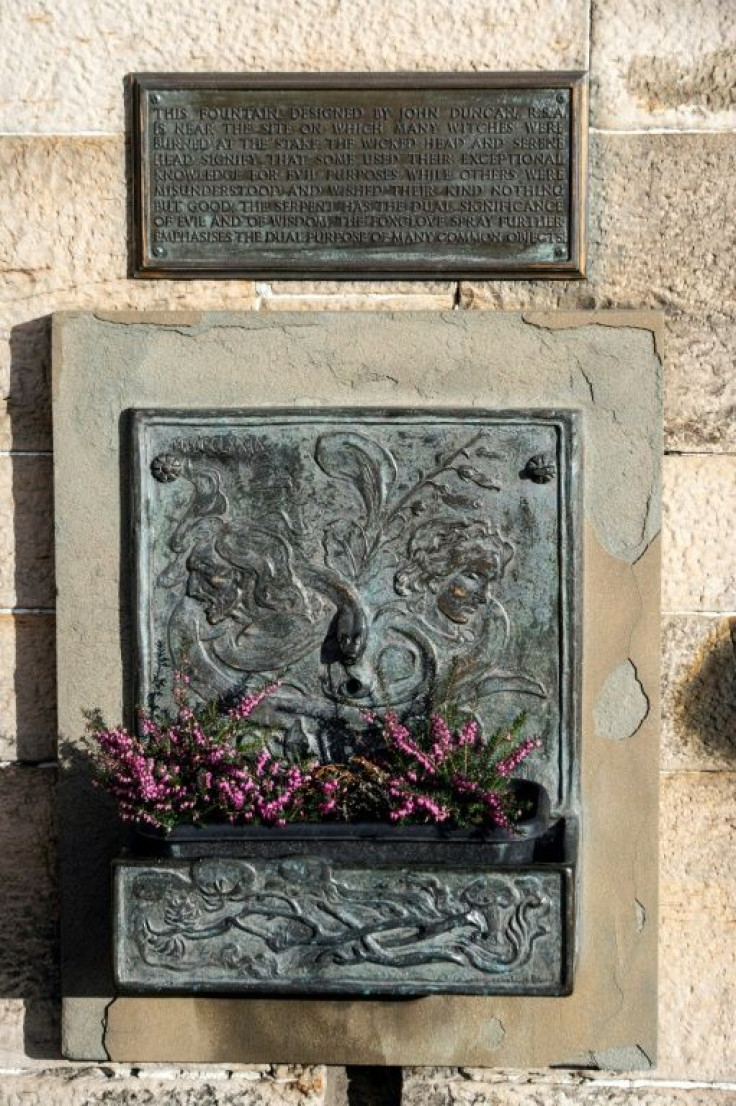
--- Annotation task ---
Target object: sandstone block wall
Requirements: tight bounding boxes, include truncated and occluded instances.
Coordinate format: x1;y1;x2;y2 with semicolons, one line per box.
0;1;734;1103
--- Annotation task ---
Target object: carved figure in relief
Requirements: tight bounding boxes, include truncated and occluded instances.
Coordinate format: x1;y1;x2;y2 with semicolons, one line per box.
126;859;554;985
395;517;513;638
333;516;543;712
165;514;370;737
149;425;548;758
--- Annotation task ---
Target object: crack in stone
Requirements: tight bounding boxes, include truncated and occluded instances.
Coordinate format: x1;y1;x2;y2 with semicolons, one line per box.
521;315;664;365
100;996;116;1062
579;363;595;405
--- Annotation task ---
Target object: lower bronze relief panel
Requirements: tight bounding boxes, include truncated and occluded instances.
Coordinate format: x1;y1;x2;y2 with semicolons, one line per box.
114;858;573;996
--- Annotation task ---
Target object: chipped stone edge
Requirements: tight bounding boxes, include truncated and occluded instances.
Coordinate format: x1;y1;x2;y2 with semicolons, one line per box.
557;1044;655;1071
521;310;665;364
593;658;651;741
60;997;111;1063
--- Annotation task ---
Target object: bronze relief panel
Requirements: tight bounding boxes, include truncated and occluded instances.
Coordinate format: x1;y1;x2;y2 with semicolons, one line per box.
133;410;580;810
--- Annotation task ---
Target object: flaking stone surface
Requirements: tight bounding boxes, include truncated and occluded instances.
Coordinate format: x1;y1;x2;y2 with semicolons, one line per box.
590;0;736;130
0;0;588;133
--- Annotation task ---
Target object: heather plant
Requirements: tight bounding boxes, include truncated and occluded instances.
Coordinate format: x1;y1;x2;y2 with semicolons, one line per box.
362;708;541;829
88;677;338;830
88;676;541;833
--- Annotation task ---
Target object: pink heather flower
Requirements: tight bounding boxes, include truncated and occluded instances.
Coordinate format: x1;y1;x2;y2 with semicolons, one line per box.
431;713;453;746
458;718;480;746
228;682;280;720
430;714;453;762
255;748;271;776
495;737;542;778
482;791;513;830
382;712;436;775
89;682;296;830
93;690;538;834
414;795;450;822
451;773;479;794
366;707;539;831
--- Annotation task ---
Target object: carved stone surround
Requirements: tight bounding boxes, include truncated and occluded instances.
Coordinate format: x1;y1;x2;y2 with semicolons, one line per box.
52;312;660;1064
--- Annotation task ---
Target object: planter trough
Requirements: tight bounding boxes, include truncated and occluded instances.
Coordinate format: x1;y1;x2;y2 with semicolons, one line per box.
114;782;574;997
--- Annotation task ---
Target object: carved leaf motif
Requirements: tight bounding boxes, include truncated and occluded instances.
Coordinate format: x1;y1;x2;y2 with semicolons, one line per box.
322;518;368;580
192;859;256;901
474;672;548;699
314;433;397;526
455;465;500;491
141;923;187;963
427;481;482;511
163;896;201;928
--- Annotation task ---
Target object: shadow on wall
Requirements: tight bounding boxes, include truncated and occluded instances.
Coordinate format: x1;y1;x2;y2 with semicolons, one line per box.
7;316;56;760
0;763;60;1059
346;1067;403;1106
5;318;135;1063
4;317;61;1059
8;318;56;762
667;617;736;766
8;317;53;459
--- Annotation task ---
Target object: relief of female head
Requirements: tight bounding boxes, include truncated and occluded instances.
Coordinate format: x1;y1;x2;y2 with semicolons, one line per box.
184;518;310;628
394;518;514;628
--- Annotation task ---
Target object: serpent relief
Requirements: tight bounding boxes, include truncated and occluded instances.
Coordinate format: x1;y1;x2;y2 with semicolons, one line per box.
137;413;574;801
117;858;565;993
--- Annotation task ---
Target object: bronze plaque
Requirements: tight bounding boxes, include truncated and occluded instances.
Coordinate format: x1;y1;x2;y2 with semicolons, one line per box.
131;73;587;279
132;408;580;809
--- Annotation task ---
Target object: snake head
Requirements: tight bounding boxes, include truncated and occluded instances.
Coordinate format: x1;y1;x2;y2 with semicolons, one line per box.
335;604;368;665
337;627;365;664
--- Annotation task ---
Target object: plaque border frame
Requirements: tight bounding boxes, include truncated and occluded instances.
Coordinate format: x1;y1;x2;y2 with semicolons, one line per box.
130;71;588;280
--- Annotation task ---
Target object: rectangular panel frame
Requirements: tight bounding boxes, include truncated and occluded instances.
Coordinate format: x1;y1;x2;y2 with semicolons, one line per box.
131;407;582;813
131;71;588;280
113;860;575;997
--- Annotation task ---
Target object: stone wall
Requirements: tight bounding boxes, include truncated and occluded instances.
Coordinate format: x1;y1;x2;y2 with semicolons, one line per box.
0;1;733;1104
